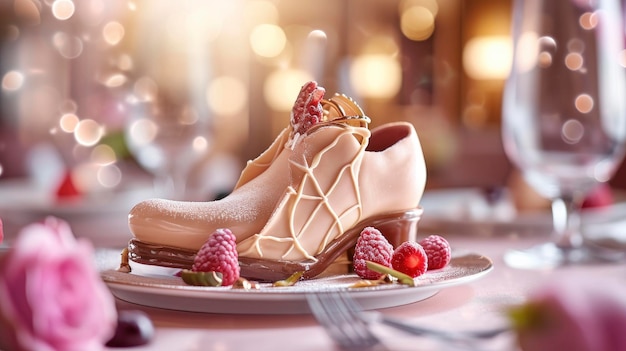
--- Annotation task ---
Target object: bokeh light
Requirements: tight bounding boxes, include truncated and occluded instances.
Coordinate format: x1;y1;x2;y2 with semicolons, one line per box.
579;12;598;30
90;144;117;166
575;93;594;113
128;118;158;147
52;32;83;59
350;54;401;99
74;119;104;146
565;53;583;71
102;73;127;88
192;136;209;153
400;5;435;41
52;0;75;21
562;119;584;144
97;164;122;188
59;113;79;132
464;36;512;80
2;71;24;91
264;68;312;111
250;24;286;58
102;21;125;46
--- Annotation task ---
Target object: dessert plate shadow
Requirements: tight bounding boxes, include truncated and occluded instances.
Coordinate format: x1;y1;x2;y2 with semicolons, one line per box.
98;250;493;315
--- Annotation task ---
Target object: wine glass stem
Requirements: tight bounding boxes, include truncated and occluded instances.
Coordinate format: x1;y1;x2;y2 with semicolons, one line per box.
154;171;187;200
551;195;583;249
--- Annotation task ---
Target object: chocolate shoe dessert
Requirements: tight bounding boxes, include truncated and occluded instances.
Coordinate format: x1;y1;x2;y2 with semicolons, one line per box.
127;82;426;281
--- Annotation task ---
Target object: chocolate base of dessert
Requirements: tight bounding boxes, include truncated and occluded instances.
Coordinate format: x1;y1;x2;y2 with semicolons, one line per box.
128;207;422;282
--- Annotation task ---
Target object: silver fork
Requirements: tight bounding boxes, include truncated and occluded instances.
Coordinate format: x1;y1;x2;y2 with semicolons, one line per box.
307;291;510;350
306;292;389;350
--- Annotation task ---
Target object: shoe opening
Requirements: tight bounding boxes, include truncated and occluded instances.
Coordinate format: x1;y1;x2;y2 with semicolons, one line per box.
366;124;411;152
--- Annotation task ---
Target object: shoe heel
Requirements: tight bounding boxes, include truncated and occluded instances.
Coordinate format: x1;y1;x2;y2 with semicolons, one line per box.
366;207;423;248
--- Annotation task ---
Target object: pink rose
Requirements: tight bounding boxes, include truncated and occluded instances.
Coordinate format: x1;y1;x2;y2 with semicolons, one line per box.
0;217;117;351
510;276;626;351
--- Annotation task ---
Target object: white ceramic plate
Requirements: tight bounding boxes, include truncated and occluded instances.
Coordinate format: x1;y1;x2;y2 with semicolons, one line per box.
98;250;493;315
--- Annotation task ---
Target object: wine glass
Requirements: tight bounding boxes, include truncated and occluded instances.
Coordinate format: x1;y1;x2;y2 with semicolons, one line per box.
502;0;626;268
124;86;212;201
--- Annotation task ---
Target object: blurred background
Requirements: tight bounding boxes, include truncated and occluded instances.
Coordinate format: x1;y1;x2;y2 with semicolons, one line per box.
0;0;624;206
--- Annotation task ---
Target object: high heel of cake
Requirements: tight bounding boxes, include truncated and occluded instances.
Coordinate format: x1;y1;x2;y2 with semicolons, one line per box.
238;207;423;281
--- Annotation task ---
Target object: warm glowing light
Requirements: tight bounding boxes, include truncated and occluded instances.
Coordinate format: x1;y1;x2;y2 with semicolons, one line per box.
350;54;402;99
264;69;313;111
538;52;553;68
562;119;584;144
52;32;83;59
52;0;75;20
250;24;286;58
463;36;512;80
192;136;209;153
362;35;398;55
575;94;594;113
74;119;104;146
2;71;24;91
59;113;79;132
179;107;199;125
400;6;435;41
73;163;121;192
103;73;127;88
579;12;598;30
400;0;439;16
128;118;158;146
97;164;122;188
565;53;584;71
207;76;248;115
91;144;117;165
103;21;125;45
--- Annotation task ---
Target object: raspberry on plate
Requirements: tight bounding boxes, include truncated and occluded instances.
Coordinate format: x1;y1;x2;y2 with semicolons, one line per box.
419;235;451;270
192;228;240;286
391;241;428;278
353;227;394;280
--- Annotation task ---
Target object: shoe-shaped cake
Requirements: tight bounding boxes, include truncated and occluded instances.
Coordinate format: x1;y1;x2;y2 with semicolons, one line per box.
237;121;426;281
127;82;372;268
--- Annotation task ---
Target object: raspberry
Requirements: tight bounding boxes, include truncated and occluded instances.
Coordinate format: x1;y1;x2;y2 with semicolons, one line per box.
353;227;393;279
419;235;451;270
391;241;428;278
192;228;240;286
291;81;325;134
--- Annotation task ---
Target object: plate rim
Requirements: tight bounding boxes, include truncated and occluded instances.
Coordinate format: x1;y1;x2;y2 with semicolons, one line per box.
100;252;493;314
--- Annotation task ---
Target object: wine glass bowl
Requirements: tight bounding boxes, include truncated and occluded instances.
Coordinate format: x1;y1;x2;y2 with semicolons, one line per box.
124;94;211;200
502;0;626;268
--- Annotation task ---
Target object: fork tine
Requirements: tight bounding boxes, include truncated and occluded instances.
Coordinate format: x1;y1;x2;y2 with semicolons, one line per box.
307;292;385;350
